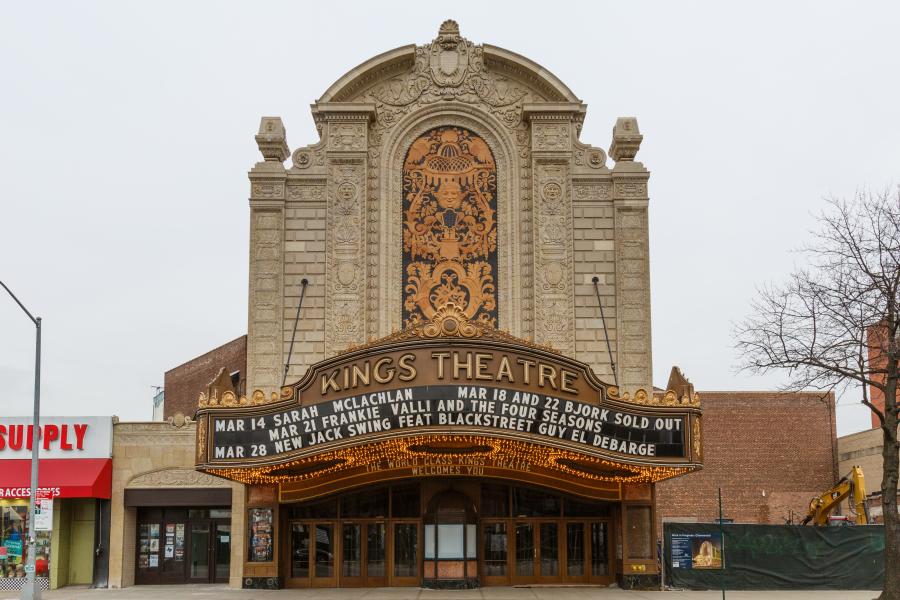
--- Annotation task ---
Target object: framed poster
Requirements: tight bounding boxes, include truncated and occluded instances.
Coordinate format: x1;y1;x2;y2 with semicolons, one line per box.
247;508;274;562
671;532;724;569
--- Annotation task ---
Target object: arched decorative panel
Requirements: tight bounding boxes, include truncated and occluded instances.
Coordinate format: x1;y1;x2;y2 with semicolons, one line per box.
401;126;498;328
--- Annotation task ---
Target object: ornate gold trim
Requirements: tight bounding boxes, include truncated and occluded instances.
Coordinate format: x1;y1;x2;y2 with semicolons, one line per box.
610;387;701;408
340;301;556;355
198;388;279;408
693;416;702;460
196;417;207;463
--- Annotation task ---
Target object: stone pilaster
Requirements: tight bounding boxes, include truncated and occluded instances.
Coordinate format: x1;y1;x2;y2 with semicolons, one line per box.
247;117;288;395
610;117;652;394
313;103;375;356
526;104;583;356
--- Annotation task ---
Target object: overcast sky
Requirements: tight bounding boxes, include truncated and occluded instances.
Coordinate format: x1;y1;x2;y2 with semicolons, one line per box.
2;1;898;435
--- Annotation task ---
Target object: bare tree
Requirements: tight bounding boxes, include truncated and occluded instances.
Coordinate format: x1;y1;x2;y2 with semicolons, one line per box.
735;188;900;599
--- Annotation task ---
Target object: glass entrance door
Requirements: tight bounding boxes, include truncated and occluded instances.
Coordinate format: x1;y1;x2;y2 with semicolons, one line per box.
366;522;388;586
499;519;608;585
391;521;419;586
565;522;587;583
188;523;210;582
340;521;387;587
589;521;613;583
213;524;231;583
538;522;560;582
511;522;535;583
481;521;508;584
288;521;337;587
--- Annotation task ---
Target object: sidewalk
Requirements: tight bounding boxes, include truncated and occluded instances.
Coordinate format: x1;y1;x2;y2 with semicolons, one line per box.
1;585;880;600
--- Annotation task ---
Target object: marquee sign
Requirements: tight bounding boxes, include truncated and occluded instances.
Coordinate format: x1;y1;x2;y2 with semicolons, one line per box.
209;383;685;462
196;305;701;497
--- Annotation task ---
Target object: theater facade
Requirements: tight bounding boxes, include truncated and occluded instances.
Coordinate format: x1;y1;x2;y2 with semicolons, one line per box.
194;21;702;589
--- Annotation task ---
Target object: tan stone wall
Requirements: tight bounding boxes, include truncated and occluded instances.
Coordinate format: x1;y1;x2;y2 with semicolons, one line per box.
245;24;654;399
108;421;245;589
282;192;326;383
573;193;617;381
838;428;884;494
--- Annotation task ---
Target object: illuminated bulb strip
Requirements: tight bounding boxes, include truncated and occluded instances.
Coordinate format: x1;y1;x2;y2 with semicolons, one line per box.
207;434;694;487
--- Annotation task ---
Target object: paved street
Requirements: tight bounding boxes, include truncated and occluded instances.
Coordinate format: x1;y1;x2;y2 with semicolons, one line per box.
0;585;880;600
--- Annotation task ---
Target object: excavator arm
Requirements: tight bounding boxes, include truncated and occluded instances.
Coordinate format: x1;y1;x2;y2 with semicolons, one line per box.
802;466;869;526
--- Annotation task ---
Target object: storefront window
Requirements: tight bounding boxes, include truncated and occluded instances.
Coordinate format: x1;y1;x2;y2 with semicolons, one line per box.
289;498;337;519
342;488;387;518
1;500;51;582
513;487;560;517
481;484;509;517
390;484;420;518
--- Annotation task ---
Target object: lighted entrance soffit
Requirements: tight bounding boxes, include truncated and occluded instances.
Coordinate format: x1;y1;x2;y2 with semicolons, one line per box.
207;433;696;503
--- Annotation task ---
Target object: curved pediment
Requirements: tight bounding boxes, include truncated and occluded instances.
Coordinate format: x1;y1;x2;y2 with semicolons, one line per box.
317;20;579;106
127;468;231;489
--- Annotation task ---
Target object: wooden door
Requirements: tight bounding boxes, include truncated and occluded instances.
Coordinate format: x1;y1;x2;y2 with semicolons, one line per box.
390;520;420;586
286;520;337;588
510;521;536;584
588;520;614;584
481;520;509;585
563;521;588;583
537;521;562;583
310;522;337;587
364;521;388;586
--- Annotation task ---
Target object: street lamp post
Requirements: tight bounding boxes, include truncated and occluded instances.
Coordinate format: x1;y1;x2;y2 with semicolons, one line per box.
1;281;42;600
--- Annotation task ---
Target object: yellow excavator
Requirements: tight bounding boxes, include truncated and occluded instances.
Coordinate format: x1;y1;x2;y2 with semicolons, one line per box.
802;465;870;526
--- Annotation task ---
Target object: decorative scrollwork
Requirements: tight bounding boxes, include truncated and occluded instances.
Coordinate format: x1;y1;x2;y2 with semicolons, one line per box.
402;126;498;328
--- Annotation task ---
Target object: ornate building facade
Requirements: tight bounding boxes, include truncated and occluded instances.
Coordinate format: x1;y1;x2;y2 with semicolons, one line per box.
190;21;702;590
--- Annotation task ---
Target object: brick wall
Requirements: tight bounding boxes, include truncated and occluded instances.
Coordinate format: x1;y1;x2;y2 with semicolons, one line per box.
656;391;838;527
163;335;247;418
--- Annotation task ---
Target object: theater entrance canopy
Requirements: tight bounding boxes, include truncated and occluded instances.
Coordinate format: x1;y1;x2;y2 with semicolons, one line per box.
195;305;701;503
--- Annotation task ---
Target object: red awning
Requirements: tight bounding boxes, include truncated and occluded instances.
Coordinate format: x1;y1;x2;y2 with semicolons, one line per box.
0;458;112;499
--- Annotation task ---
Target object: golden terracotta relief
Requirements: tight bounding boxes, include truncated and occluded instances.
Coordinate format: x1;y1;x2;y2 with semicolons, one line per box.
402;126;498;328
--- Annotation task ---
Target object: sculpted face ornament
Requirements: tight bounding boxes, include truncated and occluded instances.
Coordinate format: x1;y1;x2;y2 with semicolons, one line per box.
403;126;498;328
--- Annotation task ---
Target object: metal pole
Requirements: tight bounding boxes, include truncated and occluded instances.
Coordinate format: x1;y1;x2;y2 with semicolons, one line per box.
22;318;42;600
718;487;725;600
0;281;41;600
282;278;309;387
591;276;619;388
